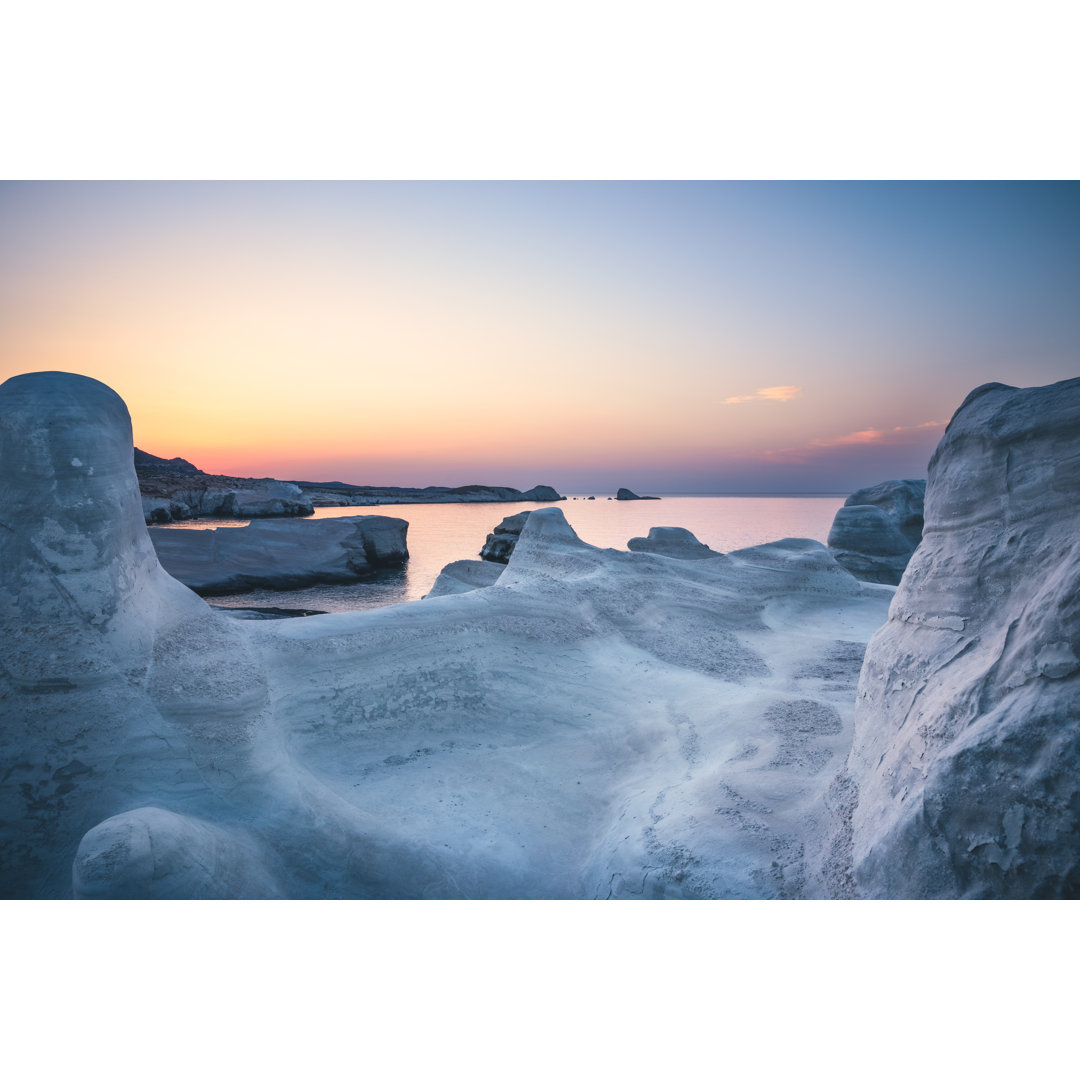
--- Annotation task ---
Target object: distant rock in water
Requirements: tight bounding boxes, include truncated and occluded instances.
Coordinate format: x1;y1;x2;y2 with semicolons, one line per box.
480;511;532;563
628;526;719;560
827;478;925;585
521;485;562;501
848;377;1080;899
616;487;661;500
136;447;314;523
149;516;409;595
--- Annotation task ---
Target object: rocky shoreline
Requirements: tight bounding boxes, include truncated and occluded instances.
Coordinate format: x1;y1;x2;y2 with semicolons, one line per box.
135;447;565;523
3;371;1076;899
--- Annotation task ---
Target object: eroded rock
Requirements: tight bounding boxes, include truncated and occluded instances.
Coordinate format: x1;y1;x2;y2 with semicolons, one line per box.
827;478;925;585
848;379;1080;899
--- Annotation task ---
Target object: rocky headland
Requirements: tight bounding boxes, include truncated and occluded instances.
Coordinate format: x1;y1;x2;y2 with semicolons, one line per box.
136;448;315;523
137;448;564;523
295;480;563;507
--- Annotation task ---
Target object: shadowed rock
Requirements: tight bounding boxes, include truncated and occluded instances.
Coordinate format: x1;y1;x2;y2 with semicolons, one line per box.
827;478;925;584
479;510;532;563
149;515;408;594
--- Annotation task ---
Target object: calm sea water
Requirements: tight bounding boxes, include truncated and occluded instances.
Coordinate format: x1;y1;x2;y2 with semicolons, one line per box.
153;495;846;613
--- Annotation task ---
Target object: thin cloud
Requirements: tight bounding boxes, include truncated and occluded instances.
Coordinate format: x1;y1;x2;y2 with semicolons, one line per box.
722;385;803;405
810;420;946;451
756;420;948;464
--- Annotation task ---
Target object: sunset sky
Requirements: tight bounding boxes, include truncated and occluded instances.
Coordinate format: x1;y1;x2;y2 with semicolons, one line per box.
1;180;1077;492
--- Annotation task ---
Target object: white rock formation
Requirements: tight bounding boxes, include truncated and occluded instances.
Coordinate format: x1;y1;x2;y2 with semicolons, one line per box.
141;479;314;524
628;526;719;560
9;371;1076;900
425;558;505;597
0;372;263;897
1;371;900;898
149;516;409;594
827;478;926;585
848;379;1080;898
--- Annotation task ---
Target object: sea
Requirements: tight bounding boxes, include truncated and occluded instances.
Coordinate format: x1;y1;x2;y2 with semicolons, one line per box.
152;494;848;614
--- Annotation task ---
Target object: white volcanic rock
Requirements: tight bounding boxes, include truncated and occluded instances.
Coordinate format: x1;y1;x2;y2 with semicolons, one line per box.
0;372;265;897
141;479;313;524
848;379;1080;899
628;526;719;560
73;806;285;899
149;516;408;594
479;510;532;563
426;558;505;597
827;479;925;585
1;371;895;900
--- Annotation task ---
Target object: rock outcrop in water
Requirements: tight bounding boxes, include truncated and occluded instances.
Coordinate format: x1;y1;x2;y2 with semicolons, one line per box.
616;487;660;500
149;516;409;594
827;479;925;585
848;378;1080;898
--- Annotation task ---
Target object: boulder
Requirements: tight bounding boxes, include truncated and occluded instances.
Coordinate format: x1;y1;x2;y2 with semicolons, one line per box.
848;378;1080;899
827;478;925;585
616;487;661;500
149;515;409;594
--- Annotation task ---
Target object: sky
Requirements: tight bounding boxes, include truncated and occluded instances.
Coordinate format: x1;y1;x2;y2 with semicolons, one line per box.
1;180;1077;493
